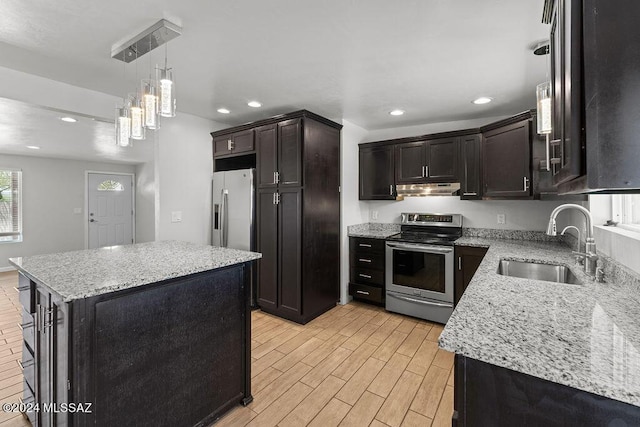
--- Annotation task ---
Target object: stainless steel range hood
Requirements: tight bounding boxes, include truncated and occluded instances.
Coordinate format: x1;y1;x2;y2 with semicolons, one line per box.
395;183;461;197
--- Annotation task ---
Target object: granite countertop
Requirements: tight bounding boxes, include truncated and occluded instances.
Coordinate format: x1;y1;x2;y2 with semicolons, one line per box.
441;237;640;407
347;223;401;239
9;241;262;302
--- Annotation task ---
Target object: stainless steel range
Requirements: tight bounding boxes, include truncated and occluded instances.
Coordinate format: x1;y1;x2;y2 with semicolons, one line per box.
385;213;462;324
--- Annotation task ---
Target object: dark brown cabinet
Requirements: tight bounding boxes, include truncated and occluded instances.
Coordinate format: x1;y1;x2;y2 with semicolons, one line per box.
481;118;532;198
459;134;482;200
216;111;341;324
359;144;395;200
544;0;640;193
395;137;459;184
454;245;488;306
213;129;254;158
348;237;386;305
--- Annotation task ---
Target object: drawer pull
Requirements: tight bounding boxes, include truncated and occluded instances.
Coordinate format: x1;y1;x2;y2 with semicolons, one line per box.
358;258;372;263
358;243;372;248
358;274;372;279
18;359;34;370
356;290;370;296
463;192;477;196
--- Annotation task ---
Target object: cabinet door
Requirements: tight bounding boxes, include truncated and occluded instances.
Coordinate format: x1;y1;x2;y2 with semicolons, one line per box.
278;118;302;187
483;120;531;198
426;137;459;182
460;134;482;199
257;189;278;311
454;246;488;306
359;145;395;200
232;129;254;153
550;0;583;185
256;124;278;188
213;134;232;157
395;141;426;184
278;188;302;317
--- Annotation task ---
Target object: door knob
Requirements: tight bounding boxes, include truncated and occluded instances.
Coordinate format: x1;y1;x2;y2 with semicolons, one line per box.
90;219;98;223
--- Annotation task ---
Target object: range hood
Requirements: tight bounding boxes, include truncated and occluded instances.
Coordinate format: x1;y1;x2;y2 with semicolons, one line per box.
396;183;461;197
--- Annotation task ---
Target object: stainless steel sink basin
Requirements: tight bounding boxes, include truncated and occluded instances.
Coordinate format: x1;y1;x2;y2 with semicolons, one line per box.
497;259;582;285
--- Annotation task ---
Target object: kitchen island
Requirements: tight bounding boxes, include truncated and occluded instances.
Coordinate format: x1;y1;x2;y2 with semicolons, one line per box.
10;241;261;427
441;237;640;426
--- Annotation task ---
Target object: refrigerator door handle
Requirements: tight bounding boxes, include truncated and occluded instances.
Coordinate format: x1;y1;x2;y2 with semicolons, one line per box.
213;204;220;230
220;189;228;247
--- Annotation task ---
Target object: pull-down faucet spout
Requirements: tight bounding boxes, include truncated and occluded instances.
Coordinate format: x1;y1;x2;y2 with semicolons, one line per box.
547;204;598;277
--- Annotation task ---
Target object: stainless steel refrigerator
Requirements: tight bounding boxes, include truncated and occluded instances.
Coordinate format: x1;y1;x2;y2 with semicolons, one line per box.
211;168;257;306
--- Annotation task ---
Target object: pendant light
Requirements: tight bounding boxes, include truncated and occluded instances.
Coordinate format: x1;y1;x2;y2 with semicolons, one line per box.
115;105;131;147
129;94;146;140
142;78;159;130
157;44;176;118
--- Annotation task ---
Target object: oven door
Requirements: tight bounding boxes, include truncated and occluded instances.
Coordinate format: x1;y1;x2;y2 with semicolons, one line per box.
385;242;454;303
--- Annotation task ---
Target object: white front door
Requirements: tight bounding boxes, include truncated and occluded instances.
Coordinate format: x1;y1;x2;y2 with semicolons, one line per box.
87;173;134;249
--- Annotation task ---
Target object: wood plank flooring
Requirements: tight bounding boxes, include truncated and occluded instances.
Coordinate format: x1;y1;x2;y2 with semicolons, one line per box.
0;270;454;426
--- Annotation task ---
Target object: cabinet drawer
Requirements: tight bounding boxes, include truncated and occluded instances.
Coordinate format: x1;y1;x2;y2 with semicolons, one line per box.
18;274;33;313
20;309;34;353
21;343;35;395
351;251;385;270
350;237;385;253
349;282;383;304
350;267;384;286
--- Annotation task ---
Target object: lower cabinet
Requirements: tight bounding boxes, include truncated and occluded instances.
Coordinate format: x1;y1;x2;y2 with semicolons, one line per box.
454;355;640;426
349;237;386;305
454;245;488;306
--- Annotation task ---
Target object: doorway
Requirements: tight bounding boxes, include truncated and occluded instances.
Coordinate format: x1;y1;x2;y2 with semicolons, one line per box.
86;172;134;249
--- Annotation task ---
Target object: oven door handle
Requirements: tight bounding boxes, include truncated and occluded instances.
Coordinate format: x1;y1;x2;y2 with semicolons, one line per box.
386;243;453;253
387;292;453;308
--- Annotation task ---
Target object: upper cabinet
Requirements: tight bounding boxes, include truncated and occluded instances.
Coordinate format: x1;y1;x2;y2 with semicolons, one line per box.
359;144;395;200
395;137;459;184
459;134;482;200
256;119;302;188
481;116;532;199
544;0;640;193
213;129;254;158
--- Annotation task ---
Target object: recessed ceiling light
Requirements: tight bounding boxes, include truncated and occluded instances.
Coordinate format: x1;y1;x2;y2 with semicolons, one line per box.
247;101;262;108
26;145;41;150
217;108;231;114
389;109;405;116
60;117;77;123
472;97;493;105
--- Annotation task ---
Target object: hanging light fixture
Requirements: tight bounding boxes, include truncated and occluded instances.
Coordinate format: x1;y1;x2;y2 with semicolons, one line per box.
111;19;182;145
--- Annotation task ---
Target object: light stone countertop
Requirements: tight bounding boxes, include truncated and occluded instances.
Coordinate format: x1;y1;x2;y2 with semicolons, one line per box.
347;223;401;239
441;237;640;407
9;241;261;302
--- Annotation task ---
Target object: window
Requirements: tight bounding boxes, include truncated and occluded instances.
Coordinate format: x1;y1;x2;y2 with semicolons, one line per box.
612;194;640;233
0;169;22;243
97;180;124;191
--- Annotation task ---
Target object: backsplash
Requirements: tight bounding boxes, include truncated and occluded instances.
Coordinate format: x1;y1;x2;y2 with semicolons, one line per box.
462;228;562;242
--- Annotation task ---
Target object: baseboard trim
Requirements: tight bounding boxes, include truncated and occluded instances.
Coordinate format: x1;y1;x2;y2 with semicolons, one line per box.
0;266;16;273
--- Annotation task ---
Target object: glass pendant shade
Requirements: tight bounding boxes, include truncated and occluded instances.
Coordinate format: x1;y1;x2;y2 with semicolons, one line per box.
129;95;146;140
158;67;176;118
142;79;160;130
536;81;552;135
116;107;131;147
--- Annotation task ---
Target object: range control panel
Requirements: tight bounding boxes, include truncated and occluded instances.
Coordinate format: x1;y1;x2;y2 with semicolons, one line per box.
400;213;462;227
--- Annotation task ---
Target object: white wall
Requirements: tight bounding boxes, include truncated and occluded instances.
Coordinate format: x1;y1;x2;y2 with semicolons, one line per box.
155;113;228;244
0;154;135;270
340;120;370;304
368;198;565;231
135;160;156;243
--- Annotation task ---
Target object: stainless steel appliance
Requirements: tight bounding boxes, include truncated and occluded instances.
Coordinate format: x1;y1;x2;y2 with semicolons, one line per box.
385;213;462;324
212;168;256;305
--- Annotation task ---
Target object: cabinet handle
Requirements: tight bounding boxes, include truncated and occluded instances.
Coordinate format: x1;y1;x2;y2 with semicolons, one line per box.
276;192;280;205
389;185;394;196
272;193;276;205
422;166;426;177
425;166;429;177
359;273;372;279
463;192;477;196
523;176;530;192
274;171;280;184
227;139;234;151
549;139;561;146
358;258;372;263
356;290;370;296
544;134;551;171
358;243;372;248
458;256;462;271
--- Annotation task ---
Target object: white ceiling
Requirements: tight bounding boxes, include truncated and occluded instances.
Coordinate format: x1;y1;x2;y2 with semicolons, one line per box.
0;0;549;162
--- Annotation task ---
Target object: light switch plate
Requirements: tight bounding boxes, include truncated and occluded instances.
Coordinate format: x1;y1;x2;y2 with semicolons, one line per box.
371;210;379;220
497;214;506;224
73;207;82;214
171;211;182;223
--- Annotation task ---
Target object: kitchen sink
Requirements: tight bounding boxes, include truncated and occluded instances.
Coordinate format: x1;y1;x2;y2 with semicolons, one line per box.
497;259;582;285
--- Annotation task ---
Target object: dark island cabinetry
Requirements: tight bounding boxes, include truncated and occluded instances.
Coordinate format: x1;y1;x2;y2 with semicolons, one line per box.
17;261;254;427
348;237;386;305
454;245;488;306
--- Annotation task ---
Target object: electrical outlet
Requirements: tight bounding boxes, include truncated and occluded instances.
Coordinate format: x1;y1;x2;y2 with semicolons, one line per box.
73;207;82;214
171;211;182;223
371;210;379;220
497;214;506;224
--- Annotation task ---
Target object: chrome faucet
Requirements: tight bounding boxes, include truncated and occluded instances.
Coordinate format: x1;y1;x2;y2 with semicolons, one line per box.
547;204;598;277
560;225;583;265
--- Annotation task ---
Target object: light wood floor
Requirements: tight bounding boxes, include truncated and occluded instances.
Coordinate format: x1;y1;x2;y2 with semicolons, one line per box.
0;271;454;427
